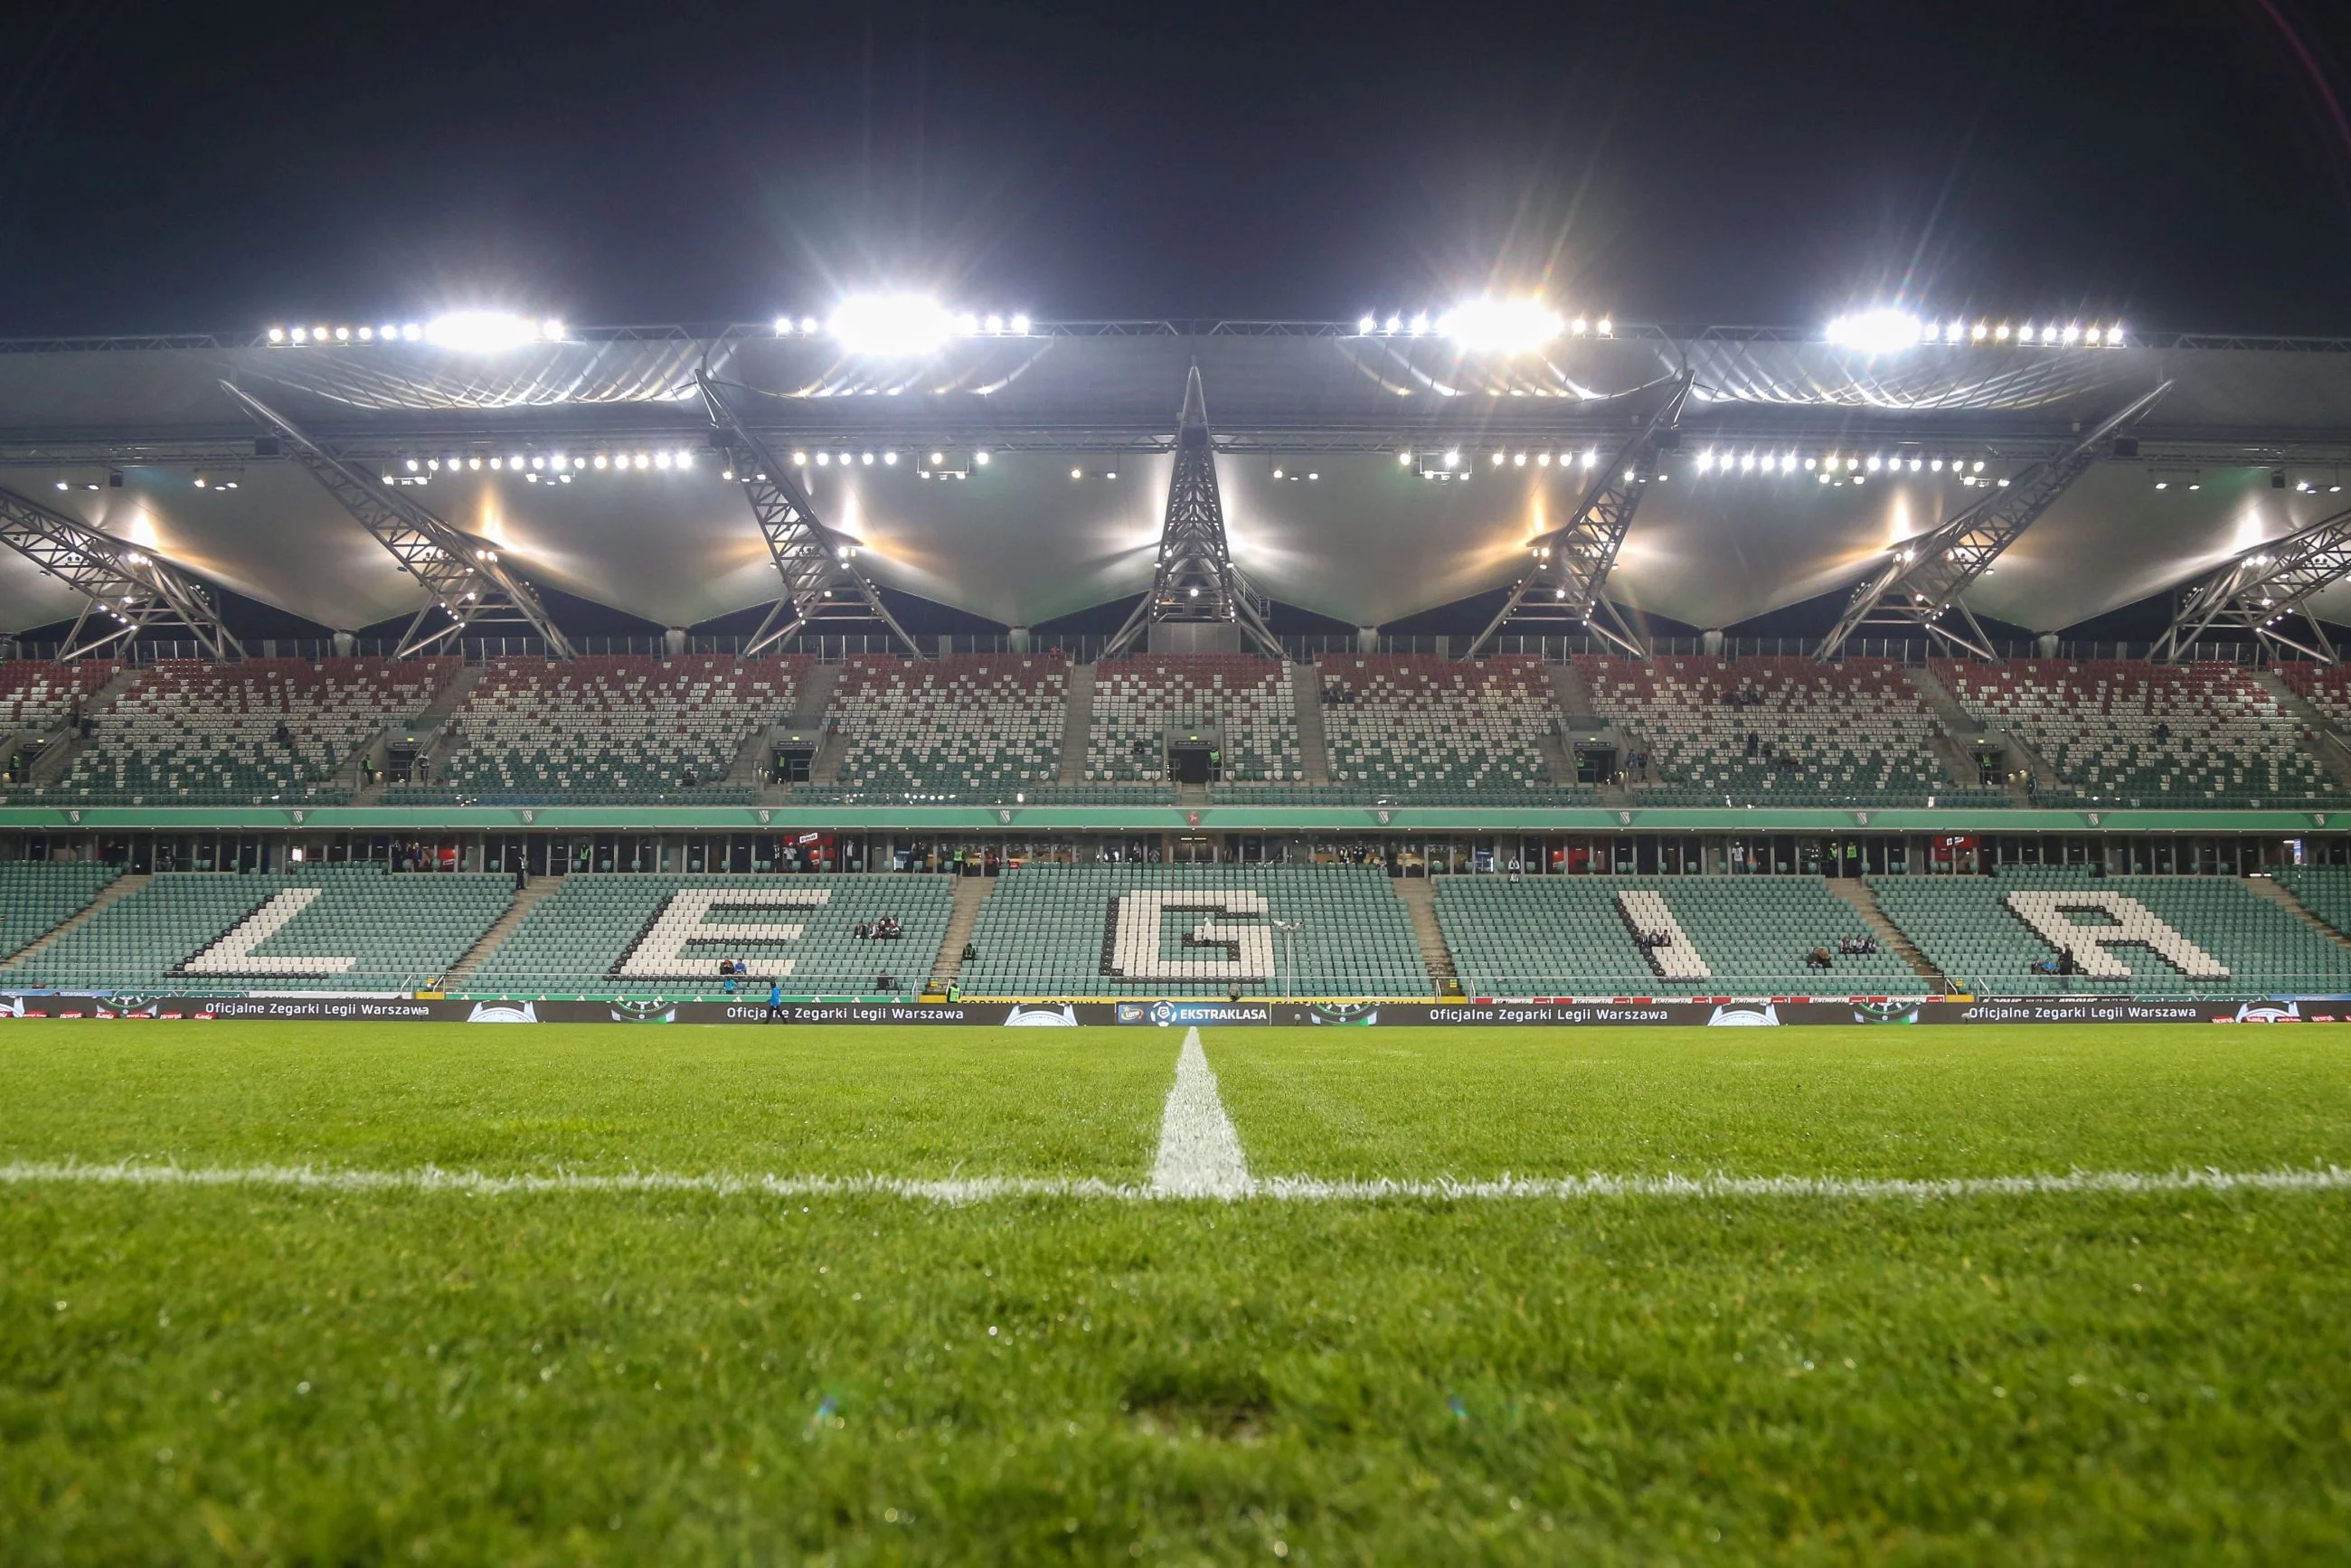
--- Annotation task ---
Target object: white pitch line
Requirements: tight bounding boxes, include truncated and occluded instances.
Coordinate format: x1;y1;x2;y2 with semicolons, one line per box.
3;1161;2347;1204
1149;1026;1253;1198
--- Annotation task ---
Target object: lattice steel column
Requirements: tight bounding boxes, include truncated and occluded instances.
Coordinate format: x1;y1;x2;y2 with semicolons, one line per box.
0;485;242;662
696;373;921;657
1815;382;2172;662
1105;364;1281;660
1465;373;1693;659
2153;501;2351;665
219;383;576;659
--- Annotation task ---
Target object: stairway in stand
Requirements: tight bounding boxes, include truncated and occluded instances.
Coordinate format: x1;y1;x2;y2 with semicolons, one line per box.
1389;876;1459;998
2244;874;2351;958
1289;663;1331;783
445;875;557;987
2250;670;2351;793
1822;879;1946;989
927;874;998;995
1;873;148;970
1057;664;1096;783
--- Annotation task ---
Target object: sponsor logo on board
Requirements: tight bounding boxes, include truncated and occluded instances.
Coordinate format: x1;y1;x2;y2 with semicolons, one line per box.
1004;1004;1080;1027
1705;1003;1780;1026
466;1001;539;1024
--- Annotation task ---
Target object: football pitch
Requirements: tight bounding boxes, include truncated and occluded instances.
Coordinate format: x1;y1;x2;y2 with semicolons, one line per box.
5;1022;2348;1563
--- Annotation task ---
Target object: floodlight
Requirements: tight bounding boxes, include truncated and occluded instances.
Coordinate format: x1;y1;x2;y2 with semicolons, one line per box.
1442;449;1459;468
1971;322;1988;340
1009;314;1030;335
1437;296;1564;353
334;326;351;342
829;294;956;355
1072;468;1081;479
1595;318;1613;336
984;313;1005;333
1490;450;1505;466
654;452;672;470
1570;317;1588;335
267;326;286;344
1384;314;1402;333
426;311;549;352
957;312;980;335
1397;450;1412;466
1825;308;1922;354
974;450;990;466
1409;312;1430;335
311;326;329;342
1357;314;1375;334
861;452;875;466
356;326;374;341
883;451;898;465
2061;323;2081;345
776;317;792;335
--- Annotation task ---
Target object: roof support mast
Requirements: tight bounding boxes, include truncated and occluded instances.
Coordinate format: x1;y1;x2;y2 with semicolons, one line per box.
2152;501;2351;666
695;372;921;657
1814;382;2172;663
1105;364;1282;660
1465;373;1695;659
219;383;576;659
0;485;242;662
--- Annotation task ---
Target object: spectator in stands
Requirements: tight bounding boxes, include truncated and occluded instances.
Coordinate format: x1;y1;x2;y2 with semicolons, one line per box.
962;940;977;964
1745;730;1760;758
2154;722;2171;746
2030;955;2058;976
854;920;871;940
2057;947;2078;976
768;978;783;1020
1805;947;1833;971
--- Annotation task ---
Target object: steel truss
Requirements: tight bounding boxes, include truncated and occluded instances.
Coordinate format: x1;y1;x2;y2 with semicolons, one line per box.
696;373;920;657
220;383;575;659
2153;501;2351;665
1105;364;1283;661
0;486;242;662
1465;374;1695;659
1815;383;2173;662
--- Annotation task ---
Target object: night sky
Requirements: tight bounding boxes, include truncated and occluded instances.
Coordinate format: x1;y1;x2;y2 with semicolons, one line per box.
3;0;2350;336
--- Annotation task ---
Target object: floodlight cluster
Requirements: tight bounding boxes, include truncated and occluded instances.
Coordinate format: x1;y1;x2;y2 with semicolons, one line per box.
361;448;705;487
1356;301;1612;346
264;313;567;349
776;296;1032;354
1693;449;2001;486
1825;309;2126;351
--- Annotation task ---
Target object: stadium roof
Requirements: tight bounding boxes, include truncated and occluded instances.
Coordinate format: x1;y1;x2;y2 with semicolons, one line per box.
4;317;2351;641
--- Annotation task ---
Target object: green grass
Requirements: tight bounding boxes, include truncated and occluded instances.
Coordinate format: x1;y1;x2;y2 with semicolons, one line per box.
5;1022;2350;1563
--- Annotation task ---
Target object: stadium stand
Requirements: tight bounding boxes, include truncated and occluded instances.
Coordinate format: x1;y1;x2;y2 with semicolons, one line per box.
1936;658;2335;805
957;864;1428;997
1869;867;2351;994
0;860;121;959
388;655;797;805
1436;874;1922;996
11;864;511;992
1577;655;1961;806
18;657;453;806
1315;654;1575;801
825;653;1069;800
0;660;116;733
465;874;953;997
1086;656;1301;781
